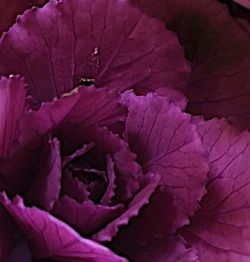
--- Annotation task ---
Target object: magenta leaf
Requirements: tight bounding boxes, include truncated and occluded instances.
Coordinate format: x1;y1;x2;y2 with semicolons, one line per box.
0;0;189;102
92;173;160;242
111;183;198;261
0;76;26;158
62;142;95;167
111;188;177;253
18;86;125;144
123;91;208;230
26;138;61;211
0;192;128;262
53;196;124;235
154;87;187;110
132;0;250;130
0;0;48;36
181;118;250;261
61;171;90;203
113;234;199;262
100;155;117;205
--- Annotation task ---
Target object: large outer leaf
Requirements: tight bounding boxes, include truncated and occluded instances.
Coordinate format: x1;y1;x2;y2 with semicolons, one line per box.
131;0;250;130
181;118;250;261
0;192;128;262
0;0;189;102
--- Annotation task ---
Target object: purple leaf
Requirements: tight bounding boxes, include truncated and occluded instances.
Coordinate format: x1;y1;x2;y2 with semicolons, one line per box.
131;0;250;130
113;234;199;262
61;171;90;203
26;138;61;211
7;239;32;262
154;87;187;110
111;188;177;251
0;0;48;37
181;118;250;261
0;0;189;102
19;86;125;144
0;75;124;201
123;92;208;230
57;124;142;202
0;192;128;262
0;136;45;195
92;173;160;242
100;155;117;205
62;142;95;168
53;196;124;235
0;206;16;260
0;76;26;158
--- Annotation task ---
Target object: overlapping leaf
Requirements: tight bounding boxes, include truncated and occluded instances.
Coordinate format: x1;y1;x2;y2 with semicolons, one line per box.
181;118;250;261
0;0;189;103
132;0;250;130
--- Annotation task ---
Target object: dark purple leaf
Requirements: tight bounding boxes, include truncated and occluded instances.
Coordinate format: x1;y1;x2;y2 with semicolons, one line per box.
26;138;61;211
92;173;160;242
0;0;48;37
132;0;250;130
53;196;124;235
0;192;128;262
61;171;90;203
0;206;16;260
7;239;32;262
57;124;142;202
123;91;208;230
62;142;95;168
0;76;26;158
111;188;177;253
113;234;199;262
100;155;117;205
181;118;250;261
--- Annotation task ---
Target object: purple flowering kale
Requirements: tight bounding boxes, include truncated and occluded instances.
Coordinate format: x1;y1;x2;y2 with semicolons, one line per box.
0;0;250;261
